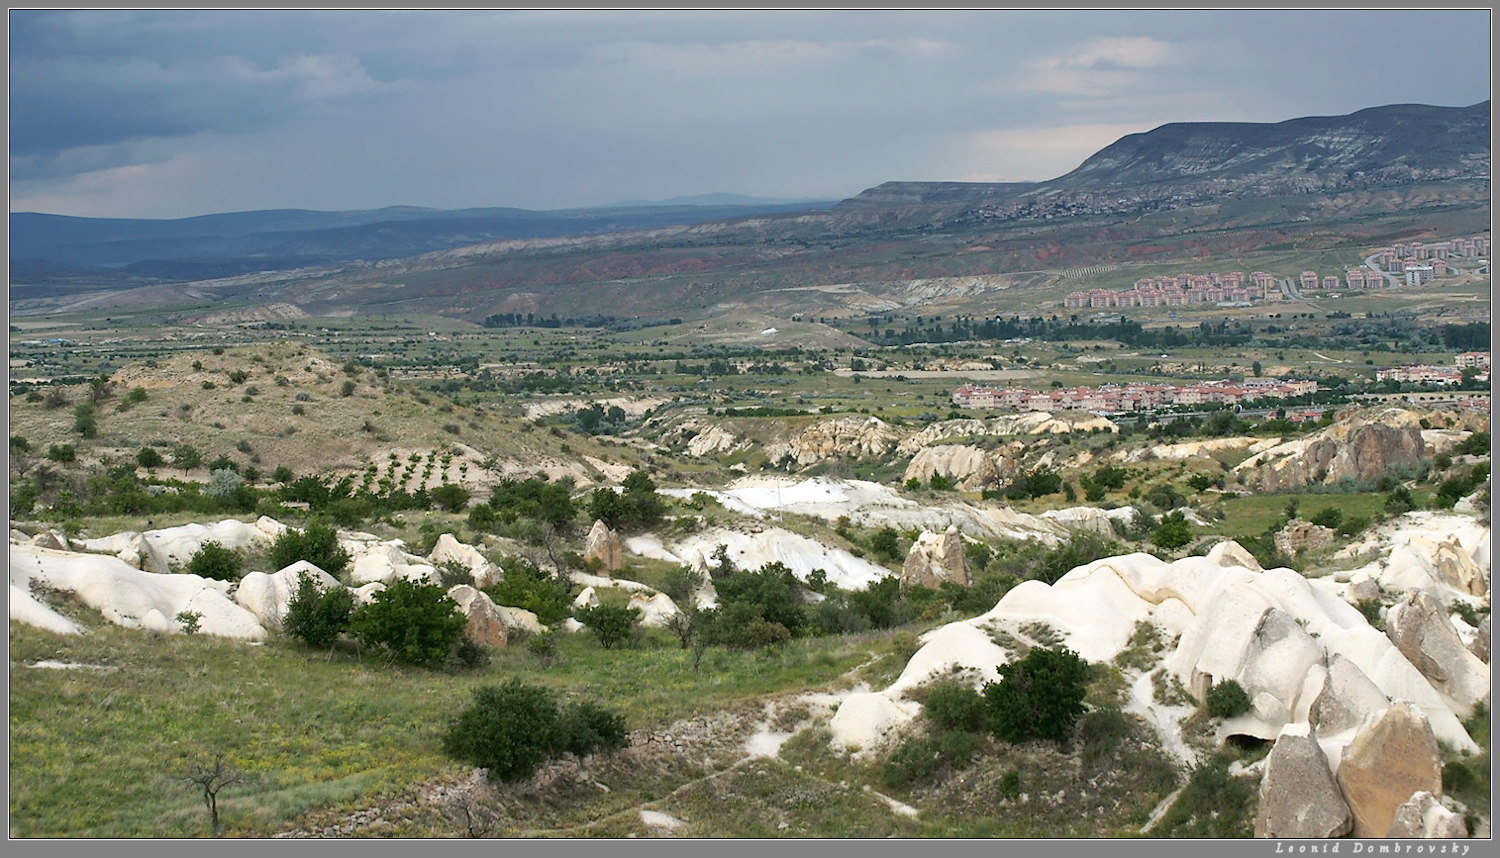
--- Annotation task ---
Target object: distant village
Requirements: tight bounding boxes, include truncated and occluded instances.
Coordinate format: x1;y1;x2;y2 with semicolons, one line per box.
1064;234;1489;311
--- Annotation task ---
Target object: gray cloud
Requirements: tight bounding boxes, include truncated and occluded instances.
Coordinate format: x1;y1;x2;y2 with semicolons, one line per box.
8;9;1491;218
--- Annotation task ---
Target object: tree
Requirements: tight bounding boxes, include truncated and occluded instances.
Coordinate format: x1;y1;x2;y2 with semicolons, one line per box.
180;753;249;837
576;603;641;649
172;443;203;471
73;403;98;438
442;680;630;783
1151;511;1193;551
431;483;472;512
188;540;243;582
983;646;1091;743
136;447;164;469
282;571;354;649
268;521;351;578
349;578;466;667
711;561;806;643
869;526;903;561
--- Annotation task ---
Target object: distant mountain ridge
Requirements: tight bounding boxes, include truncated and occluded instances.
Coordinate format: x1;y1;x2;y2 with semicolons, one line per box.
9;199;840;282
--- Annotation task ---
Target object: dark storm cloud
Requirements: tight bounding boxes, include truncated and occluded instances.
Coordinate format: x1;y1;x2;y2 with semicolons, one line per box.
8;9;1491;219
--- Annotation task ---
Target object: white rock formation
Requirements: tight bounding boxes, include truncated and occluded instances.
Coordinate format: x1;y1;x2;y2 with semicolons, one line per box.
428;533;502;588
628;592;683;628
10;541;265;640
348;542;438;586
234;561;342;631
573;586;601;609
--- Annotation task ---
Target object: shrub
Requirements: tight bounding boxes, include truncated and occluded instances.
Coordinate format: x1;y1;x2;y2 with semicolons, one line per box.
575;603;641;650
558;700;630;758
431;483;471;512
482;556;571;625
349;578;466;667
268;521;351;578
187;540;243;582
73;403;98;438
1151;511;1193;551
442;680;628;783
869;526;903;561
136;447;164;469
1204;679;1253;719
881;729;980;788
282;572;355;649
172;443;202;470
46;444;76;463
1148;753;1256;837
922;682;988;733
660;565;705;604
983;646;1091;744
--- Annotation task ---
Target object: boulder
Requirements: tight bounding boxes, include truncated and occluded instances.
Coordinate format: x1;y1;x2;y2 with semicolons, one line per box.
1253;725;1353;839
1206;540;1263;572
901;525;970;589
234;562;343;631
428;533;502;588
1471;615;1490;664
495;605;545;636
31;530;71;551
1385;589;1490;717
1386;791;1469;839
1335;700;1444;839
572;586;600;610
628;592;682;628
1309;654;1391;738
1346;578;1382;608
584;520;624;574
447;585;509;648
349;542;437;586
79;531;167;574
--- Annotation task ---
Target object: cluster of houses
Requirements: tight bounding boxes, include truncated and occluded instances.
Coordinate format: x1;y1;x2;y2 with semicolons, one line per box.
1064;271;1277;310
1065;235;1488;310
951;378;1320;414
1376;352;1491;385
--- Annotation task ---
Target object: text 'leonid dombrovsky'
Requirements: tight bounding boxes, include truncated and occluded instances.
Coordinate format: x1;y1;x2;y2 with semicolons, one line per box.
1274;844;1471;855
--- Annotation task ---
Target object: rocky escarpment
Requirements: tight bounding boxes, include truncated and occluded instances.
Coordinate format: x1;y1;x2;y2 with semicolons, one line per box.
1235;407;1430;492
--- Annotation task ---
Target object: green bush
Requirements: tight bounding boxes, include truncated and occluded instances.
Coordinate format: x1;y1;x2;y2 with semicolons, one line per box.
442;680;628;783
46;444;76;463
136;447;164;469
983;646;1091;744
558;700;630;758
187;540;243;582
443;680;566;782
881;729;980;789
1204;679;1253;719
711;561;807;641
1149;753;1256;837
575;603;641;650
282;572;354;650
349;578;466;667
922;682;987;733
482;556;572;625
1151;511;1193;550
268;521;351;578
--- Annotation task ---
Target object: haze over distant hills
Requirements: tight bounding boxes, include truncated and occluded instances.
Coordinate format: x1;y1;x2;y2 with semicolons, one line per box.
8;101;1489;317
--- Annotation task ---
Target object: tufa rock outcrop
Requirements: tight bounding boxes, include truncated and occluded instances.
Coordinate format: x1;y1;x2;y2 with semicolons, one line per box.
1386;791;1469;839
447;585;510;648
1254;726;1353;839
1236;407;1428;492
1334;700;1445;838
584;520;625;574
787;416;899;465
902;444;1012;491
1384;589;1491;717
901;525;970;588
1273;519;1337;558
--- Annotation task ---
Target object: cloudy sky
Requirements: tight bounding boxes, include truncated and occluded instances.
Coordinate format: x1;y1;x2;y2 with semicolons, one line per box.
9;9;1492;219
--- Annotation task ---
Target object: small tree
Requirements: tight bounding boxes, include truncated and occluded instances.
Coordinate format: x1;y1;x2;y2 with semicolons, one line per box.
172;443;203;471
268;521;351;578
282;572;354;650
983;646;1091;744
442;679;566;783
431;483;472;512
576;603;641;650
136;447;165;469
1151;511;1193;551
349;578;466;667
180;753;248;837
188;540;243;582
73;403;98;438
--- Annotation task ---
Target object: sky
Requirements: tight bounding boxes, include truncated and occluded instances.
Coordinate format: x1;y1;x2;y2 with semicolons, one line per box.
8;8;1493;220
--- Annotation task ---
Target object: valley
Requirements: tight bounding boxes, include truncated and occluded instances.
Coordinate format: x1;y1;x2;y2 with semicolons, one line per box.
8;100;1491;843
